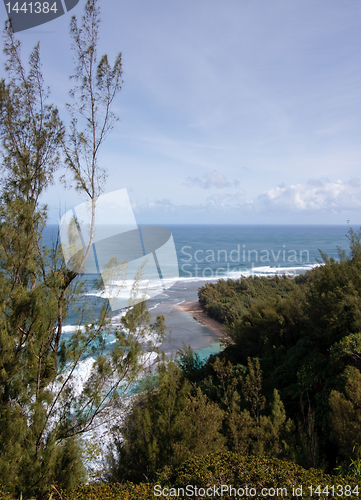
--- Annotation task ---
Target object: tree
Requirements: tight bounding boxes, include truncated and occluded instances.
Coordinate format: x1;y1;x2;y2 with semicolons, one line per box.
108;361;225;482
297;398;320;469
209;357;292;458
0;2;162;497
305;250;361;349
0;24;70;494
329;366;361;460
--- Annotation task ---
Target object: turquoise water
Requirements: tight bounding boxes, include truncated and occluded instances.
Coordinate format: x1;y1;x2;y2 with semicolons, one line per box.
44;224;354;358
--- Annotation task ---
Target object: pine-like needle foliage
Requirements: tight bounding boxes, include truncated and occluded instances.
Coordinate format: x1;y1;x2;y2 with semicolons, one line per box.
0;3;163;497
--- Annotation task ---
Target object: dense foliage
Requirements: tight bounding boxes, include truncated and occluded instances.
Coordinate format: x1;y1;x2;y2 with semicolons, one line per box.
108;360;225;483
198;230;361;471
160;452;359;499
0;2;163;497
109;230;361;483
1;0;360;493
1;453;359;499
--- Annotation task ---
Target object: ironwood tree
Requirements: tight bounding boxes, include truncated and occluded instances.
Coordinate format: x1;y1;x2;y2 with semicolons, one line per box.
0;1;163;496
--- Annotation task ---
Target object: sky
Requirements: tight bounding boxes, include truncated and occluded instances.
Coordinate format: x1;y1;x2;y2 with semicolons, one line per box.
0;0;360;225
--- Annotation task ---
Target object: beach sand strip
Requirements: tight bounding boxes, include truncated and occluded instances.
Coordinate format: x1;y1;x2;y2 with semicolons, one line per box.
177;301;232;342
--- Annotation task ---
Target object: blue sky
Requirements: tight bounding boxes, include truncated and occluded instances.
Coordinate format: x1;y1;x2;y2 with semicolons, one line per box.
1;0;360;224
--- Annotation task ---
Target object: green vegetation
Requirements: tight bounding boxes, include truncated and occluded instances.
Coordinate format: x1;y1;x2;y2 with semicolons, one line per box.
197;230;361;471
106;229;361;486
0;453;360;499
160;452;359;499
107;360;225;483
0;2;163;497
1;0;360;495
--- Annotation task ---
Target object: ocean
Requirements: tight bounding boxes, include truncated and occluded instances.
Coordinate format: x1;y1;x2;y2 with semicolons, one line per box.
44;223;353;361
43;223;355;474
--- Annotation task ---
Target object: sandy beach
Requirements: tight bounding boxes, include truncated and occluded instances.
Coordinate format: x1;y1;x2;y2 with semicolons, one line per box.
177;300;232;342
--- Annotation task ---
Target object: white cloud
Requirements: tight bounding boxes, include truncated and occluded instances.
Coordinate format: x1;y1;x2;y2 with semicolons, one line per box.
184;170;240;189
258;179;361;212
133;179;361;223
133;190;251;218
205;191;248;208
131;198;178;214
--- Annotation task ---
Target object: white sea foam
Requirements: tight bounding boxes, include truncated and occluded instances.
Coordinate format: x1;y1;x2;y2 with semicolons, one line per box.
167;263;321;284
78;350;159;480
61;324;86;334
50;345;159;481
80;395;134;481
72;357;96;397
85;263;319;301
139;350;159;368
110;310;128;326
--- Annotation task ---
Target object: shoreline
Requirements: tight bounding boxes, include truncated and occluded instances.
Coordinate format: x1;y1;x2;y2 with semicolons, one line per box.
177;300;233;343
